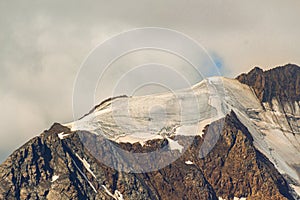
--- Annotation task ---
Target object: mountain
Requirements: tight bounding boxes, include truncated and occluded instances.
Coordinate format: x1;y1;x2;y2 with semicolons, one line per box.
236;64;300;105
0;64;299;200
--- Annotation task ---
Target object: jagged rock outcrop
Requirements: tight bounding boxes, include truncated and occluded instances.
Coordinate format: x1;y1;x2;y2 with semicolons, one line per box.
196;112;293;200
236;64;300;106
0;122;217;200
236;64;300;135
0;124;114;200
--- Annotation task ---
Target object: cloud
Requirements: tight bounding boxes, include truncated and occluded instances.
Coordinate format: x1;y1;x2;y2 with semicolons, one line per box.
0;0;300;162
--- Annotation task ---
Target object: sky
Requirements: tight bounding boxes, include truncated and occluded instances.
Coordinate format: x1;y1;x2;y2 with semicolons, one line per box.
1;0;300;162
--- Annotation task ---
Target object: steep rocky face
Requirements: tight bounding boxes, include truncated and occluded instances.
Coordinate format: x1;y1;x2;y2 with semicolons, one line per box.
0;124;115;200
0;112;295;199
236;64;300;106
236;63;300;138
196;112;293;200
236;67;266;102
0;122;217;200
236;64;300;135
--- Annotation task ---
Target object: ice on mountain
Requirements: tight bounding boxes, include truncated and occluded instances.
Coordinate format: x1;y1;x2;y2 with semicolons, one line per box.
67;77;227;144
102;185;124;200
66;76;300;186
185;160;193;165
57;132;70;140
51;175;59;182
75;153;96;178
167;138;183;153
71;158;97;193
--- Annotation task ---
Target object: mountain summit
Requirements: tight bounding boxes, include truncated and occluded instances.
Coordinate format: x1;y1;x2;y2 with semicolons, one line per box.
237;64;300;105
0;64;299;200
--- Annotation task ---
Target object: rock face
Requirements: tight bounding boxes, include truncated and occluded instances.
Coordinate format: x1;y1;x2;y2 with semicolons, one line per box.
0;64;299;200
196;112;292;200
236;64;300;135
236;64;300;106
0;122;217;200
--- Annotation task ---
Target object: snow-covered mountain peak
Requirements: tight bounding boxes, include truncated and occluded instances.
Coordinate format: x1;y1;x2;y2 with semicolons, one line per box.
66;75;300;189
66;77;228;144
2;65;300;199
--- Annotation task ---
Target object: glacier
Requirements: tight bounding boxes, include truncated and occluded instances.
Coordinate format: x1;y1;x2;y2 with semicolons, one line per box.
66;76;300;191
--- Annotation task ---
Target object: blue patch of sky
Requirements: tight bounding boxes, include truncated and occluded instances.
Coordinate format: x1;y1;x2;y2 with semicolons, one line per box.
198;51;225;78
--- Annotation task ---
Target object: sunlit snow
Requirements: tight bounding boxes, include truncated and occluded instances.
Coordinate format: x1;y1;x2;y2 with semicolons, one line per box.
102;185;124;200
57;132;70;140
75;153;96;178
51;175;59;182
185;160;193;165
66;77;227;143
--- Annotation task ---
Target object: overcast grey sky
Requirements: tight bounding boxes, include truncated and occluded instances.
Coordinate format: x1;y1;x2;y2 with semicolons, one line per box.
1;0;300;162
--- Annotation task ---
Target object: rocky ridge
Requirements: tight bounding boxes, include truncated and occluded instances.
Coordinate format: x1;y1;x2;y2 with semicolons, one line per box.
236;64;300;108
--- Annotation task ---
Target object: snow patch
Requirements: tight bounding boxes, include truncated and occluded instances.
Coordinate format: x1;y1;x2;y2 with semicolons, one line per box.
57;132;70;140
75;153;96;178
114;190;124;200
115;133;163;146
167;138;183;153
219;197;247;200
174;122;207;137
102;185;124;200
234;197;247;200
71;158;97;193
51;175;59;182
185;160;193;165
290;184;300;196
